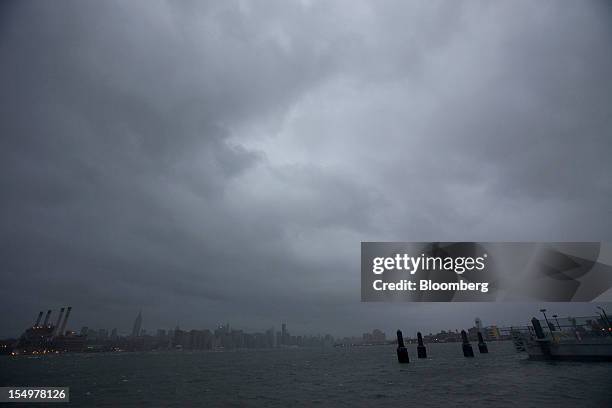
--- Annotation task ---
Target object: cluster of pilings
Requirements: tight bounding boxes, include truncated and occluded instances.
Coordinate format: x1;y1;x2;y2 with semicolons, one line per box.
395;329;489;363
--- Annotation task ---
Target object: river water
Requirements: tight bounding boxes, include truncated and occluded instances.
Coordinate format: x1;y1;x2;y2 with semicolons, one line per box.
2;341;611;407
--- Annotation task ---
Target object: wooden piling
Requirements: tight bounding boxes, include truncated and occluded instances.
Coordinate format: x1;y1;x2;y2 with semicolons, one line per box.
461;329;474;357
417;332;427;358
396;330;409;363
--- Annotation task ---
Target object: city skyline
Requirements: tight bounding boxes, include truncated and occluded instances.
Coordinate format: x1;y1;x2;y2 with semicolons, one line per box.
3;304;609;342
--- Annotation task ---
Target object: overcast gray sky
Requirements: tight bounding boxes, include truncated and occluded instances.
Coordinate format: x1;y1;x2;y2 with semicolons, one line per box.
1;0;611;338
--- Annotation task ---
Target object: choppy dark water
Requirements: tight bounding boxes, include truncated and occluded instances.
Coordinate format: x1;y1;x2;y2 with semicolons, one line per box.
1;341;611;407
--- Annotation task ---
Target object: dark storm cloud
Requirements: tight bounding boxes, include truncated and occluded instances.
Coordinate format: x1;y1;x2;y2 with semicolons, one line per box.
1;0;611;337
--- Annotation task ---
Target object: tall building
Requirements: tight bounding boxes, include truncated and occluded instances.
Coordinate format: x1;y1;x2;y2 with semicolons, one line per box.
98;328;109;340
131;310;142;338
271;327;276;347
281;323;287;345
475;317;482;331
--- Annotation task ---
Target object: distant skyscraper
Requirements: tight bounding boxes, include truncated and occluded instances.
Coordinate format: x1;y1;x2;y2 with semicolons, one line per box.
475;317;483;331
132;310;142;337
98;328;109;339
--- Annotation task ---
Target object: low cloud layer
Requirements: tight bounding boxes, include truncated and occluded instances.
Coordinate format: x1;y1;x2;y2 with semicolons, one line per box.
1;0;611;337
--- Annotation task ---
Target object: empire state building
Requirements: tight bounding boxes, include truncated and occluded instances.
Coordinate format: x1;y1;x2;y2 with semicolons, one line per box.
131;310;142;338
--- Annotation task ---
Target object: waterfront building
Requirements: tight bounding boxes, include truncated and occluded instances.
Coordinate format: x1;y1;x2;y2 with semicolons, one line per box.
131;311;142;338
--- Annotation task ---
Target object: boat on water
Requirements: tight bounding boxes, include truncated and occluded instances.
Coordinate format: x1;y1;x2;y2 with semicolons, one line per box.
507;310;612;362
